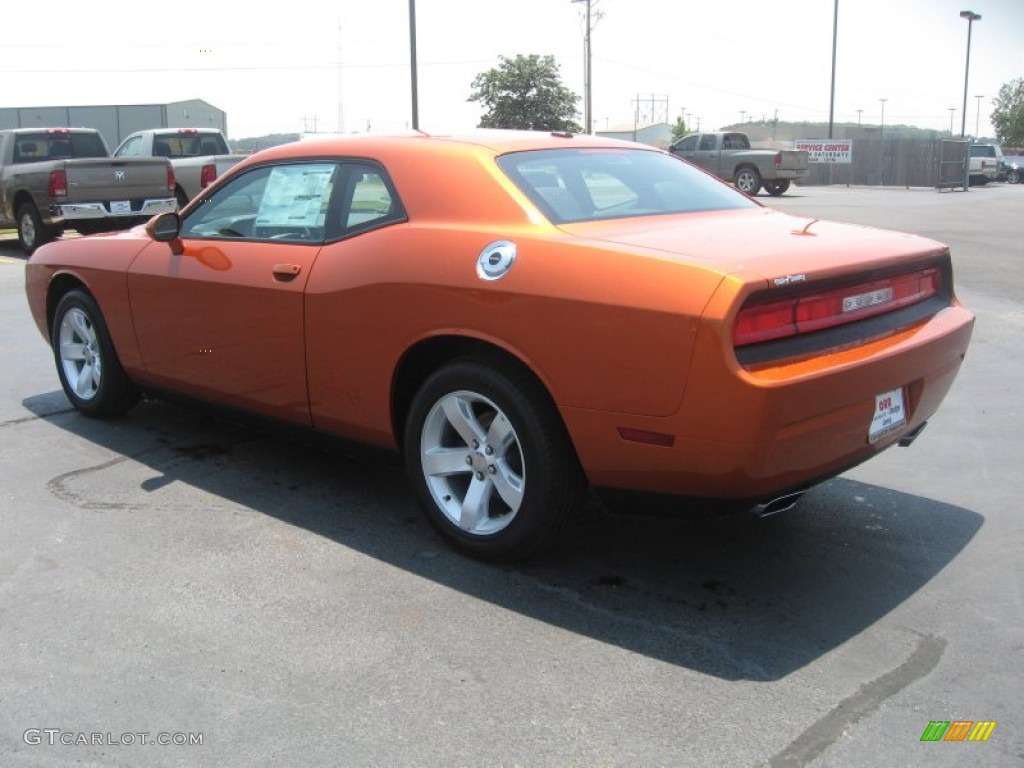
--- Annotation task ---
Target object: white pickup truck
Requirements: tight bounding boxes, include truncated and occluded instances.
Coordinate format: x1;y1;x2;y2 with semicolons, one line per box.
968;143;1005;185
113;128;243;207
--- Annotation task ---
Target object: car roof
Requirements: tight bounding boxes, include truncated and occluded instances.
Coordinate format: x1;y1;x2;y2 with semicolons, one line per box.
247;130;656;164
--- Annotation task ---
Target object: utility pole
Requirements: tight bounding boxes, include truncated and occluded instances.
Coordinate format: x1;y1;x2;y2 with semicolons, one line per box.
975;94;983;137
409;0;419;130
572;0;602;133
856;109;863;126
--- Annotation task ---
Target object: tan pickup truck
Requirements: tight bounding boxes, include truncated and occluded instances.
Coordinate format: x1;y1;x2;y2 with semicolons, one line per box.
113;128;243;207
0;127;176;254
669;131;809;196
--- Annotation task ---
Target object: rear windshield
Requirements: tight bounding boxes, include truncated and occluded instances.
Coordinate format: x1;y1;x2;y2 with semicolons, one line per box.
13;132;107;163
497;148;756;224
969;145;996;157
152;132;229;157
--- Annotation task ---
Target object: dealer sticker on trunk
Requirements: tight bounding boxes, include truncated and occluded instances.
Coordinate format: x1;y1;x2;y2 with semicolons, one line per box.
869;388;907;443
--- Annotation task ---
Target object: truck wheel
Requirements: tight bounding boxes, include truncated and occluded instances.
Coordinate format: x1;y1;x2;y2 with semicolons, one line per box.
175;187;190;210
763;180;790;196
733;167;762;196
17;202;56;255
1008;169;1020;184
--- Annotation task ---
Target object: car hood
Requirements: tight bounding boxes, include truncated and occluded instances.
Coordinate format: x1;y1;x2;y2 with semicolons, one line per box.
558;207;948;283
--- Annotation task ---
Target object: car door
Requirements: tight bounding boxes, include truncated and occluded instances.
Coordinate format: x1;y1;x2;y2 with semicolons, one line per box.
127;161;340;425
692;134;721;175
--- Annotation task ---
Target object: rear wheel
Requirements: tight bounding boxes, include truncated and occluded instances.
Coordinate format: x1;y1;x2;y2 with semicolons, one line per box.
763;179;791;196
404;359;586;561
175;187;190;210
1008;168;1020;184
733;167;762;196
17;202;56;255
52;290;139;417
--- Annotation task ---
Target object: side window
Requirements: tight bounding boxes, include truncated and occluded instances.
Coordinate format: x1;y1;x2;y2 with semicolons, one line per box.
115;136;142;157
698;135;718;151
677;136;698;152
338;163;404;236
181;162;338;243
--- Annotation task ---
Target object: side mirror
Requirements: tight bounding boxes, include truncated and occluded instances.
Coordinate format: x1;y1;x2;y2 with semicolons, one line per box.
146;212;180;242
145;212;183;255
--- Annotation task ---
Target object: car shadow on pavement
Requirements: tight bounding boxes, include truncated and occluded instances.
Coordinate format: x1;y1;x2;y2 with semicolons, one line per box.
24;392;982;683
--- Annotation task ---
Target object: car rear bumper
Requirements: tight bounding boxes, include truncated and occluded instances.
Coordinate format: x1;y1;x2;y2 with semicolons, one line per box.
560;304;974;501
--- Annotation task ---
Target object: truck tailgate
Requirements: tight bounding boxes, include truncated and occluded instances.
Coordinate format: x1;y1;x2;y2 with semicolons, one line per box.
64;158;171;202
776;150;809;171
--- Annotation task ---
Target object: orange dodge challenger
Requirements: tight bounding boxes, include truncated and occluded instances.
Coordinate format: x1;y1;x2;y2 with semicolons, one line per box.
25;131;974;560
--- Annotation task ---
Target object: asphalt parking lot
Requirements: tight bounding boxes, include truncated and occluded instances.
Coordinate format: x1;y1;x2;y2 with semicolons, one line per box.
1;184;1021;767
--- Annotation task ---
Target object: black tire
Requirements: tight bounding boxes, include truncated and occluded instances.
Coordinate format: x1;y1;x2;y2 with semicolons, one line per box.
763;179;791;196
1009;169;1020;185
17;202;56;255
403;358;586;561
733;166;762;196
51;290;139;417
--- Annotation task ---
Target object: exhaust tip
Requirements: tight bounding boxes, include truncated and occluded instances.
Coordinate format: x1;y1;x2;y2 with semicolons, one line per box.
753;490;806;518
898;421;928;447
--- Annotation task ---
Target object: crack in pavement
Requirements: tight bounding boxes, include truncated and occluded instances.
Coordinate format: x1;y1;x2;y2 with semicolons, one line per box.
766;633;947;767
0;407;76;428
46;456;139;511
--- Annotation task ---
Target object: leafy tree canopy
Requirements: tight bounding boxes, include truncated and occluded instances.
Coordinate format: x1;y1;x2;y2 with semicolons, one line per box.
991;78;1024;146
469;54;581;133
671;116;689;142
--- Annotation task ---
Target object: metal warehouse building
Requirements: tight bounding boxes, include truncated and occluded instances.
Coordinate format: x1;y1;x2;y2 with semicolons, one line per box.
0;98;227;152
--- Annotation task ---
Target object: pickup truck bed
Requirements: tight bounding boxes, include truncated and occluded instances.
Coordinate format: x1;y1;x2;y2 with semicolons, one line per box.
114;128;243;206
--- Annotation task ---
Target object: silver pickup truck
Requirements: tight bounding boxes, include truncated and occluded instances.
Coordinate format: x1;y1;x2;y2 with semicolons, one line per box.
0;127;176;254
113;128;243;207
668;131;809;196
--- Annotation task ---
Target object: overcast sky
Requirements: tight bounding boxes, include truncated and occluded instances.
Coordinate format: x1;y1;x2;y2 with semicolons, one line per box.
3;0;1022;140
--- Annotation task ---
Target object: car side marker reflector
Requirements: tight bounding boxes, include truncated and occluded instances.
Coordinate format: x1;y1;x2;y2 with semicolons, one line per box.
617;427;675;447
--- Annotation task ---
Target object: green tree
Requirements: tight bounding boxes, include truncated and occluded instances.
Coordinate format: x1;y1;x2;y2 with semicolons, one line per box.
991;78;1024;145
671;116;689;142
469;54;581;132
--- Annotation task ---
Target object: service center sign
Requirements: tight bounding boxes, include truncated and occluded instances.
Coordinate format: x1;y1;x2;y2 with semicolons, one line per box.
795;139;853;164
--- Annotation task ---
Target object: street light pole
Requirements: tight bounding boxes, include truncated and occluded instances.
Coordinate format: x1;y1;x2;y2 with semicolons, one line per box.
828;0;838;138
949;108;956;136
879;98;887;186
975;94;983;137
959;10;981;138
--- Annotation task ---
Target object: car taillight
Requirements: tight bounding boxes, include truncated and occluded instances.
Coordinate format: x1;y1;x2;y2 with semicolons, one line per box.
734;268;941;347
200;163;217;188
167;165;176;193
773;151;783;168
49;169;68;197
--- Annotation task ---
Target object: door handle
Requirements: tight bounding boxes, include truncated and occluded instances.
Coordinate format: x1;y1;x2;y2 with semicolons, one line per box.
272;263;302;281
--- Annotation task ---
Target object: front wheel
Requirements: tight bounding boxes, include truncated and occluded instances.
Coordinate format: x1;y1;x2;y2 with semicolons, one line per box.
733;167;762;196
763;179;791;196
1008;169;1020;184
52;290;139;417
404;359;586;561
